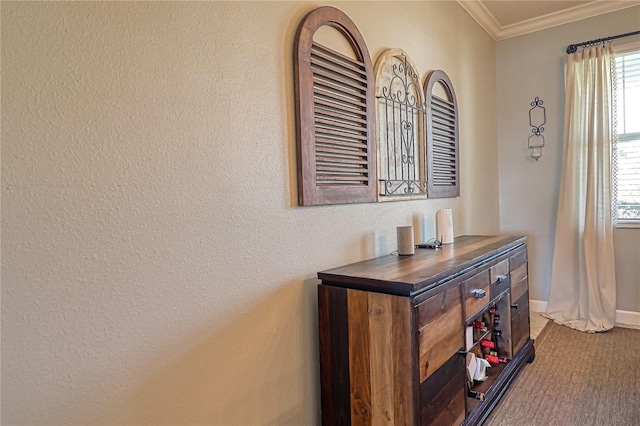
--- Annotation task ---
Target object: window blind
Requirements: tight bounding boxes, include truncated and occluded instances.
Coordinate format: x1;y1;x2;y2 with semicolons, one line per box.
614;49;640;221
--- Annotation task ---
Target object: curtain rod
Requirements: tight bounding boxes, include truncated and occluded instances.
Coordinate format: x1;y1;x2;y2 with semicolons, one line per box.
566;30;640;54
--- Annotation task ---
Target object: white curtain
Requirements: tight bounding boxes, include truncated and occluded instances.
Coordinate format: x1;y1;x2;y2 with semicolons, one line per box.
544;46;617;333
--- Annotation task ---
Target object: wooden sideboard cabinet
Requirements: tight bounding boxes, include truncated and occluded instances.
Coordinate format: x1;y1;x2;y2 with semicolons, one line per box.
317;235;535;425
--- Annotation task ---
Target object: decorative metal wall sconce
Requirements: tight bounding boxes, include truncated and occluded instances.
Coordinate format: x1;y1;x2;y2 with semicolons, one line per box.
528;97;545;160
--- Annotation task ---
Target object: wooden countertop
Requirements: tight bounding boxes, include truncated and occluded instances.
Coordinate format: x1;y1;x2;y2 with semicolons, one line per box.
318;235;526;296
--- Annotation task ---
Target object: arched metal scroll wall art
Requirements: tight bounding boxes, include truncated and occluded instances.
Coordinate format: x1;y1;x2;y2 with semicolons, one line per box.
528;97;545;160
375;50;427;198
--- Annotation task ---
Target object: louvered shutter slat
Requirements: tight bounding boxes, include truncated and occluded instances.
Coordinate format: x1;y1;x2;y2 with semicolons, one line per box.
295;7;376;205
424;71;459;197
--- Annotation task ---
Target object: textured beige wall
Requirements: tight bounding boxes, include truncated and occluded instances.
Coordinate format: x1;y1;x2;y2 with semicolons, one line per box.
496;6;640;312
1;1;498;424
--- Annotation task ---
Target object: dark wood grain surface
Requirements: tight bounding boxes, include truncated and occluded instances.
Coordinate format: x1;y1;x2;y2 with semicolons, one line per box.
318;285;415;425
318;235;526;296
317;234;532;425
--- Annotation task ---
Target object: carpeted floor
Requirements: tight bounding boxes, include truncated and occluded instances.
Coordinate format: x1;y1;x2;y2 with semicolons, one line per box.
485;321;640;426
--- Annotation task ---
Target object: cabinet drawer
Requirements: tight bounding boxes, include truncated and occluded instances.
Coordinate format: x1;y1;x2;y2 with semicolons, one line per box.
511;275;528;303
490;259;510;299
509;247;527;271
510;262;527;287
463;270;490;320
416;283;463;382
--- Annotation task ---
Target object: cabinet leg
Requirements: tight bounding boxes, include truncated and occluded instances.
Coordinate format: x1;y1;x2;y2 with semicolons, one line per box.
527;346;535;363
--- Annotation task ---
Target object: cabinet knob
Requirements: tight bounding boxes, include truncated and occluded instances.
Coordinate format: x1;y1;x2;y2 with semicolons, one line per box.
497;275;508;283
473;289;487;299
511;303;519;309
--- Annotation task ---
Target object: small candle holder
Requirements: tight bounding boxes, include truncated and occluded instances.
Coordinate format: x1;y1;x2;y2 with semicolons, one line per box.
528;97;546;160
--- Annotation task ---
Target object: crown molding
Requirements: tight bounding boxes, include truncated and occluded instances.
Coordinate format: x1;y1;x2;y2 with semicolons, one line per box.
457;0;502;39
458;0;640;41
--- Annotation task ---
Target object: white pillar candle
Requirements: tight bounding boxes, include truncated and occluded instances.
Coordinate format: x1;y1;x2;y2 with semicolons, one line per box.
436;208;454;244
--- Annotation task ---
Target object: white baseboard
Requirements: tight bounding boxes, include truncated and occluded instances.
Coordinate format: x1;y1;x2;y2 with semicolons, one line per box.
529;299;547;313
530;299;640;329
615;309;640;329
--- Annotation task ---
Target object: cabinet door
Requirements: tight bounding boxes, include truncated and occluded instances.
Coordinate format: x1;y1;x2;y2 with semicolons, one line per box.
416;282;463;383
420;354;466;426
318;285;416;425
511;291;530;355
509;247;530;355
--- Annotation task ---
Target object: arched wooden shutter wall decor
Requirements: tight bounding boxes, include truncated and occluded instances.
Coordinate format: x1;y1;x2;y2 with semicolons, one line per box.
294;7;377;206
424;70;460;198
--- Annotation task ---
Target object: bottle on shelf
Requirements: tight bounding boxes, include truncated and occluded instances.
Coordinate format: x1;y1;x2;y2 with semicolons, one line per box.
485;355;508;364
480;339;495;356
480;340;495;349
468;389;485;401
473;320;487;342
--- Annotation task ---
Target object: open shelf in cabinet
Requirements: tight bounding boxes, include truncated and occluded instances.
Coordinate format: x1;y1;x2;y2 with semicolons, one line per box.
464;289;514;415
465;291;511;355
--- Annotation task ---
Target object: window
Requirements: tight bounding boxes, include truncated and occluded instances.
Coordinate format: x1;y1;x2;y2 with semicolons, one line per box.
614;46;640;224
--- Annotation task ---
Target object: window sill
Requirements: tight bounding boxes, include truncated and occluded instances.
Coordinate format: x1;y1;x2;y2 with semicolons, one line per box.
615;221;640;229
